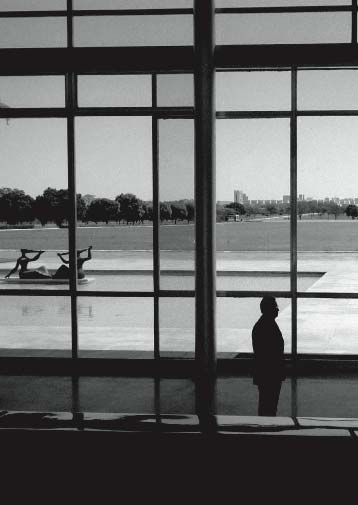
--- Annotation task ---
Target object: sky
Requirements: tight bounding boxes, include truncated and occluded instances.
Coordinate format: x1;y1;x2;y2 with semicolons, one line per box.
1;5;358;202
2;70;358;201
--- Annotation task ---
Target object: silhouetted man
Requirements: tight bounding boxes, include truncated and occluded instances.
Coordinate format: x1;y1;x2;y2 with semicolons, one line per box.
252;296;285;416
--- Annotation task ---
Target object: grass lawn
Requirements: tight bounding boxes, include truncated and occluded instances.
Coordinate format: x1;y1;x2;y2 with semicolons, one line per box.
0;220;358;251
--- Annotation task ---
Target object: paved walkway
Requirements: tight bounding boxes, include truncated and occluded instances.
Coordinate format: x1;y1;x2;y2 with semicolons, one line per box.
1;249;357;273
279;265;358;354
0;250;358;354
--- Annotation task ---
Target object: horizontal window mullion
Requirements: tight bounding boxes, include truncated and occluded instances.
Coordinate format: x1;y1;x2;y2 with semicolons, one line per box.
0;11;66;18
0;290;71;296
159;290;194;297
75;106;194;117
216;291;292;298
0;7;349;17
298;109;358;115
0;108;194;119
298;292;358;298
217;110;358;118
0;109;67;118
215;291;358;299
216;6;351;15
73;9;193;16
216;111;290;119
77;291;154;297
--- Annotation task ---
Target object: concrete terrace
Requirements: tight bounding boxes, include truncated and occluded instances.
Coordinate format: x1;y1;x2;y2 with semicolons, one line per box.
0;250;358;355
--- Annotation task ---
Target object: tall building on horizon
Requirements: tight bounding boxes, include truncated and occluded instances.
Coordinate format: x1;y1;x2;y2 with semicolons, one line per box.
234;189;249;205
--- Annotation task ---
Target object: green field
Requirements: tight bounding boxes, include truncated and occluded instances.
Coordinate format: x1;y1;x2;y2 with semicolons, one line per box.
0;220;358;252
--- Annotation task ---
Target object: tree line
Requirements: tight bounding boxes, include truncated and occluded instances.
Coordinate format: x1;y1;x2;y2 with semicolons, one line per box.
0;187;195;227
216;200;355;221
1;187;357;228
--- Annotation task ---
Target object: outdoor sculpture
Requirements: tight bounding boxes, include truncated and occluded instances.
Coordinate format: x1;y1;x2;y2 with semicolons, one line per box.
5;249;51;279
4;247;93;283
52;246;93;280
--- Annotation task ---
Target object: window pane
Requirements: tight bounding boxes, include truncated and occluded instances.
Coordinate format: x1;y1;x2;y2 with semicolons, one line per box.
157;74;194;107
0;76;65;108
75;116;153;292
298;299;358;354
216;0;349;6
78;75;151;107
0;0;66;10
216;13;350;44
78;297;153;356
159;120;194;291
160;298;194;356
74;0;192;8
74;15;193;47
298;69;358;110
0;296;71;356
217;297;291;354
0;18;67;48
217;71;290;111
0;119;68;290
297;117;358;287
216;119;290;290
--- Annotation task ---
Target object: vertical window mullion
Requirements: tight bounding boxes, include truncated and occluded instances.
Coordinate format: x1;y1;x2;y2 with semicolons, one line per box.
66;72;78;360
290;67;298;361
352;0;357;44
152;74;160;360
67;0;73;49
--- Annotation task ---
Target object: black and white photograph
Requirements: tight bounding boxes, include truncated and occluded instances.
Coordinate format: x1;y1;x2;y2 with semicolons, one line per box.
0;0;357;496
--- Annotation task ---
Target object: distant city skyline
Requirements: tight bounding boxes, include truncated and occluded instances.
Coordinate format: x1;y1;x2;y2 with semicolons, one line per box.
231;189;358;206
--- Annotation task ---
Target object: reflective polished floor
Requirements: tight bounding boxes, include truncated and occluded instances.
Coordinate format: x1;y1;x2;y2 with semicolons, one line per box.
1;373;358;418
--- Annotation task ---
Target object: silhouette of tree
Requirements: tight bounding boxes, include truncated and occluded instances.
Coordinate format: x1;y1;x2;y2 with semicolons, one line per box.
327;202;341;220
345;204;358;220
225;202;246;215
0;188;34;225
160;202;172;222
34;188;86;227
171;202;188;224
185;201;195;223
86;198;119;224
143;203;153;222
116;193;144;224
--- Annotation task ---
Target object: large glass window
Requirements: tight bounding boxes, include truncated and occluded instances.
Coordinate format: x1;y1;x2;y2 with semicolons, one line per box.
78;75;152;108
0;76;65;108
75;116;153;294
0;18;67;48
78;297;154;356
0;1;66;10
216;118;290;290
0;118;68;289
1;3;358;365
74;0;192;8
216;13;350;45
74;16;193;47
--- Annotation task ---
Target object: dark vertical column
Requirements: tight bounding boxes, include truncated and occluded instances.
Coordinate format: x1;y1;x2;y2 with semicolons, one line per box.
66;72;78;360
290;67;298;361
352;0;357;45
194;0;216;378
152;74;160;360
